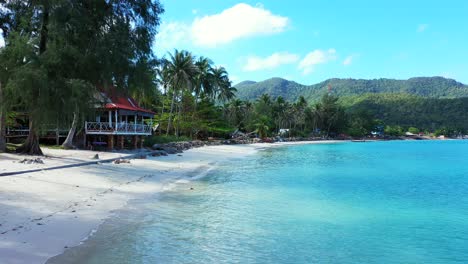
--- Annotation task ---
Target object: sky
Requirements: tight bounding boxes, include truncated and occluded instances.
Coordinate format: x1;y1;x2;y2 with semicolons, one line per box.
155;0;468;85
1;1;466;85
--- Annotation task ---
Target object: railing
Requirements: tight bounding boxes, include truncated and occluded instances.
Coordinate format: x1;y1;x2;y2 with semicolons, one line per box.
85;122;152;135
6;127;68;138
6;127;30;136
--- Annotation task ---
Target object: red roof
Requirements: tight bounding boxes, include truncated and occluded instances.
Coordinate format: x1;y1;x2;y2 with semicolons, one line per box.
104;97;155;114
99;88;155;115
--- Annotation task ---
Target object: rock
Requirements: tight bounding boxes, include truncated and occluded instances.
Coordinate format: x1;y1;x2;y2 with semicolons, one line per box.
114;159;131;164
151;150;168;157
152;144;163;150
19;158;44;164
163;147;178;154
134;154;147;159
92;154;100;160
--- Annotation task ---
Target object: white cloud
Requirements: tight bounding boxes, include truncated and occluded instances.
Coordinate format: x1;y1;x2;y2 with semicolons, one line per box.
155;4;289;49
298;49;337;75
243;52;299;71
191;3;289;47
343;54;359;66
417;24;429;32
343;56;353;66
154;21;190;53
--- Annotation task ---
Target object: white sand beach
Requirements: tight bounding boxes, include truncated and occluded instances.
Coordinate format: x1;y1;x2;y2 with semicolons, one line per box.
0;144;262;264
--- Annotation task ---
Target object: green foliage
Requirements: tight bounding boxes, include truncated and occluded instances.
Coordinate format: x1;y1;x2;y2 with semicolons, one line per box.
155;50;237;139
384;125;404;136
343;93;468;131
346;109;378;137
408;127;420;134
0;0;164;154
144;135;191;147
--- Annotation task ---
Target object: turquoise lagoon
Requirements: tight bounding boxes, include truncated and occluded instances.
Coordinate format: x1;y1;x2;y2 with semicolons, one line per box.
49;140;468;264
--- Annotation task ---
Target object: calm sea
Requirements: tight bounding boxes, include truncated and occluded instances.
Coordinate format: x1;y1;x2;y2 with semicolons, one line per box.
48;140;468;264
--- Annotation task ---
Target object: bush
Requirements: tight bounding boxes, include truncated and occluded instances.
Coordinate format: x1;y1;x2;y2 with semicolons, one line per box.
384;125;404;136
408;127;420;134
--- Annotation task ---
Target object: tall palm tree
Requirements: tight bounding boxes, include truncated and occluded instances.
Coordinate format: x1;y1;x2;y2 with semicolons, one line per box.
211;66;236;103
164;50;198;136
194;57;214;99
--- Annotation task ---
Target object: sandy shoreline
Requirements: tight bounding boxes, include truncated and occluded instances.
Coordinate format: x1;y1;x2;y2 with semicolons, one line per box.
0;140;344;264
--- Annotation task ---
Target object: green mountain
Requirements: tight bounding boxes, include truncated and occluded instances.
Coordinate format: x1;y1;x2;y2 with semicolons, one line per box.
234;77;468;102
342;93;468;130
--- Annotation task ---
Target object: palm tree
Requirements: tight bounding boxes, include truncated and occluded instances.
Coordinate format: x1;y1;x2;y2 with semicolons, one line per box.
194;57;214;99
211;66;236;103
218;85;237;103
155;59;170;134
228;99;245;129
255;116;270;139
164;50;198;136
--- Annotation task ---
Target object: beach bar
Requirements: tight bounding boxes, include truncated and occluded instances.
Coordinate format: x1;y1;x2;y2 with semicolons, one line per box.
85;91;154;150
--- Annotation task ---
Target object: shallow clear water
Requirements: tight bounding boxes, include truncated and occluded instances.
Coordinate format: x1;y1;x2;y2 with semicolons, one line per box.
49;141;468;264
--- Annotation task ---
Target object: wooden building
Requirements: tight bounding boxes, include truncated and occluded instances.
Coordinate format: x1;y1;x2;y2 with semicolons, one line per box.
84;91;154;150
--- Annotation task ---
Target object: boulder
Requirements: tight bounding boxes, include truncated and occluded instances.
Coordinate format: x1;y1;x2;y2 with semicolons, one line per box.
163;147;178;154
134;154;147;159
152;144;163;150
114;159;130;164
151;150;168;157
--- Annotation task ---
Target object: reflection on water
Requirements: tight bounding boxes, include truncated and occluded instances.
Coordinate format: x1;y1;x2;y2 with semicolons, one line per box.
48;141;468;264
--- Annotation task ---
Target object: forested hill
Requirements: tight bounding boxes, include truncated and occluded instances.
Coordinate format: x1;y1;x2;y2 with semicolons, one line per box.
234;77;468;102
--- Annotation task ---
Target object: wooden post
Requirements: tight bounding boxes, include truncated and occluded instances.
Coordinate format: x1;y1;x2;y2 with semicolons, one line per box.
134;114;137;133
133;135;139;149
108;135;114;150
55;128;60;145
109;111;112;127
115;110;118;129
140;136;144;149
118;135;124;149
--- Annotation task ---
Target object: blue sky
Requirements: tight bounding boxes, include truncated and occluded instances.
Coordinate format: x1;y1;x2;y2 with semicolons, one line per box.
155;0;468;85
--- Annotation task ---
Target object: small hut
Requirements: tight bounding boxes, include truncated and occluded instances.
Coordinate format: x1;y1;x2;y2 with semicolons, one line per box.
84;90;154;150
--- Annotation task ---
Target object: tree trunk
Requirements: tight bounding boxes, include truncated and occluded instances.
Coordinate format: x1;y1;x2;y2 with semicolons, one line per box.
176;100;182;137
39;4;50;54
0;81;6;152
158;86;166;135
190;96;199;139
62;112;78;149
166;90;177;136
16;3;50;156
17;120;43;155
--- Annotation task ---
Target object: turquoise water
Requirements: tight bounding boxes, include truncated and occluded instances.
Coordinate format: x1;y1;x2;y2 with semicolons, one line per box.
50;141;468;264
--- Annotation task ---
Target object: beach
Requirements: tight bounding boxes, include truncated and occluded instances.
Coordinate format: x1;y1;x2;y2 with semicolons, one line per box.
0;144;263;264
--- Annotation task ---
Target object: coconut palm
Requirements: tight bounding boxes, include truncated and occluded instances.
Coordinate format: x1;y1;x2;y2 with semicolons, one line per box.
254;116;270;139
194;57;214;99
164;50;198;136
211;66;236;103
